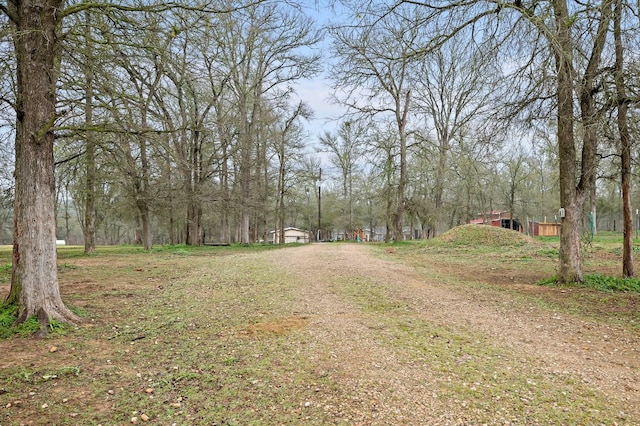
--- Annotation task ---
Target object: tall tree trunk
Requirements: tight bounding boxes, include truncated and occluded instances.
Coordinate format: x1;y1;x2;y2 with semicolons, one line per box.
185;149;201;246
185;124;204;246
554;0;583;283
141;140;152;249
6;0;78;325
240;141;252;244
83;10;96;254
384;157;393;243
589;183;597;237
614;0;634;277
255;117;269;244
433;135;449;235
555;0;611;283
219;146;231;244
186;197;201;246
129;136;153;250
238;98;252;244
277;145;286;244
393;91;410;241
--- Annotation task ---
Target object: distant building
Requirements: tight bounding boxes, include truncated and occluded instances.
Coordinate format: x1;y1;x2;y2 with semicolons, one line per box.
470;210;523;232
268;227;311;244
527;221;560;237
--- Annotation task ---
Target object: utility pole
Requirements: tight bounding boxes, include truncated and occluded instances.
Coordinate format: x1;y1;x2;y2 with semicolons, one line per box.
317;168;322;242
305;187;310;242
368;199;373;242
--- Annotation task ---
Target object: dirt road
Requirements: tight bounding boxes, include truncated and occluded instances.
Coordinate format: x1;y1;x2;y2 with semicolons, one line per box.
2;241;639;425
268;242;640;424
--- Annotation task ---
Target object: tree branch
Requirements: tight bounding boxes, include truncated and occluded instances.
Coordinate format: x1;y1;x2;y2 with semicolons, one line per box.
0;3;18;24
60;0;264;19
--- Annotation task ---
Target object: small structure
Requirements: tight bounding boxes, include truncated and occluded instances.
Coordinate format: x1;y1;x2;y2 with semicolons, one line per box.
268;227;311;244
470;210;522;232
528;221;560;237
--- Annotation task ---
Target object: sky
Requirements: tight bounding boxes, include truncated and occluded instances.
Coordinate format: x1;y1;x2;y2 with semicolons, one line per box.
291;1;347;148
295;76;340;139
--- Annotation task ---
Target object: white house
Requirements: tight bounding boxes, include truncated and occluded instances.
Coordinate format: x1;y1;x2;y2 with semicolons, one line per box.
268;227;311;244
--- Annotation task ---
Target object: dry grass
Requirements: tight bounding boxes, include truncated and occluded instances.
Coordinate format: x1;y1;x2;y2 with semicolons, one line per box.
0;237;639;425
436;223;539;247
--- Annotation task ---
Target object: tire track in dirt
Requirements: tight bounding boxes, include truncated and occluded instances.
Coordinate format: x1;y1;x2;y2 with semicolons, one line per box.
269;243;640;424
269;243;453;425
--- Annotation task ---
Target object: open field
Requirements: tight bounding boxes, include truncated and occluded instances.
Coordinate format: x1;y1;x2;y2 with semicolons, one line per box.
1;226;639;425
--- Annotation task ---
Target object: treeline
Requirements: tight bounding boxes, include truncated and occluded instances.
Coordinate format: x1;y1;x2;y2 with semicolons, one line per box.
0;0;638;254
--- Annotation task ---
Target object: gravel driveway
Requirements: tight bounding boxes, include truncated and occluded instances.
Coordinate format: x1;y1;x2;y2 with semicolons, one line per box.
269;242;640;424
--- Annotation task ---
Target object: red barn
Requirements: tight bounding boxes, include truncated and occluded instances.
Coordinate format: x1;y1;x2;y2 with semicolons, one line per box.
470;210;522;232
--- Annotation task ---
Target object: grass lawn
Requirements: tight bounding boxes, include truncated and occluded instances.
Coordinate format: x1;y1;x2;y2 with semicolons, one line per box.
0;229;639;425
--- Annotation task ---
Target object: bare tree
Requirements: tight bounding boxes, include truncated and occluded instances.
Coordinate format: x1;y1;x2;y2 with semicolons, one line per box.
274;101;311;243
328;5;428;240
501;147;531;230
366;0;614;282
319;120;366;235
364;121;400;242
613;0;633;276
212;4;320;243
0;0;254;328
152;11;229;246
412;33;500;235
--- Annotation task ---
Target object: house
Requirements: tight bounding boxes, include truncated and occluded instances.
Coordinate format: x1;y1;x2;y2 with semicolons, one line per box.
470;210;523;232
268;227;311;244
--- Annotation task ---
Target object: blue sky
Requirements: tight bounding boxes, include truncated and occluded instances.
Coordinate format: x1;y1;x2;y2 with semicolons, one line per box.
292;1;347;145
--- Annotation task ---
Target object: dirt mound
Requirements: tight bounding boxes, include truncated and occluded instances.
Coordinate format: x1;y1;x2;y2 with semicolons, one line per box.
436;224;538;247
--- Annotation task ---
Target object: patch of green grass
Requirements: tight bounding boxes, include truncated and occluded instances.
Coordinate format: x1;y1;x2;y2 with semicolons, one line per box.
0;303;40;338
88;252;337;426
385;318;614;424
0;303;76;339
538;274;640;293
0;262;10;283
340;277;408;313
333;268;626;424
537;235;560;243
57;262;77;272
537;248;559;258
433;224;536;248
0;302;18;328
6;365;81;384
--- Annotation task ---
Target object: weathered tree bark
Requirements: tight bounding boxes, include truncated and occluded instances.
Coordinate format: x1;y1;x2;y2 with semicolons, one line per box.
239;121;253;245
384;156;394;244
554;0;612;283
185;132;203;246
275;132;286;244
83;10;97;255
554;0;583;283
5;0;79;325
614;0;634;277
393;91;410;242
218;145;231;244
